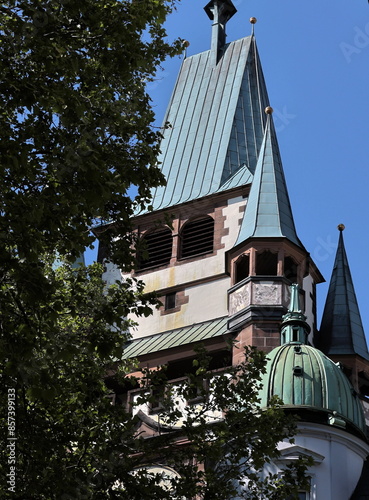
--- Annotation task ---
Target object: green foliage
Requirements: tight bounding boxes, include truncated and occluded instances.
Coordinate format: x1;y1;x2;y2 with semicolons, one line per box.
0;0;182;497
0;0;182;269
0;1;311;498
0;259;311;499
139;346;312;500
0;261;158;498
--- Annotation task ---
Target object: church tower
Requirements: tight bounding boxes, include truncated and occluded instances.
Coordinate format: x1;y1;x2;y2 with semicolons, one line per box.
226;107;323;365
98;2;369;497
121;0;323;370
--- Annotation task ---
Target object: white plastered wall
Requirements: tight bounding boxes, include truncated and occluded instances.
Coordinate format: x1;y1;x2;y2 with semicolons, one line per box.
126;195;246;338
102;261;121;287
259;422;369;500
129;277;231;338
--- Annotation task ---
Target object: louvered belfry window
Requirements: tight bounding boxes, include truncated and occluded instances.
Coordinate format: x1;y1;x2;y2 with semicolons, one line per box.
181;217;214;259
138;227;172;270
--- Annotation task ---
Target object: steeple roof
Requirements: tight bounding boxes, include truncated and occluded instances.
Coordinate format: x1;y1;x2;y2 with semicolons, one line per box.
234;112;303;249
316;226;369;361
150;18;269;211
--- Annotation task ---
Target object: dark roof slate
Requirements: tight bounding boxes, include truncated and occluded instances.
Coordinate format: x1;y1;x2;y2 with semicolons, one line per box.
316;229;369;361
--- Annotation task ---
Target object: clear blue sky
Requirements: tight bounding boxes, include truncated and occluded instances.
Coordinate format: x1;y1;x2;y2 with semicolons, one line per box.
88;0;369;337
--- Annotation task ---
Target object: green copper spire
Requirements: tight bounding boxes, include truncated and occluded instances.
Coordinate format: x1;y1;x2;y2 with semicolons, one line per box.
280;284;310;345
234;110;303;249
316;225;369;361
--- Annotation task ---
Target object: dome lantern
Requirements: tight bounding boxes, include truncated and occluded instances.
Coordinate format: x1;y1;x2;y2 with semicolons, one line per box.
280;283;310;345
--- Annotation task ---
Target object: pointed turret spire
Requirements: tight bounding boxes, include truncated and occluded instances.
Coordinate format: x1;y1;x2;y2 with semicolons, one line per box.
316;225;369;361
204;0;237;65
280;284;310;345
234;109;303;249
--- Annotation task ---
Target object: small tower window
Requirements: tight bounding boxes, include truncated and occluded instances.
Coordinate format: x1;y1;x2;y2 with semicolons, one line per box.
165;292;176;310
138;227;172;270
292;326;299;342
180;216;214;259
255;250;278;276
149;386;164;414
284;256;298;283
235;254;250;284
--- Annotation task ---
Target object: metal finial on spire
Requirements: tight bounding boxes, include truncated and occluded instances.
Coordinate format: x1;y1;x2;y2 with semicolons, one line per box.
338;223;345;232
265;106;273;115
182;40;190;59
250;17;257;35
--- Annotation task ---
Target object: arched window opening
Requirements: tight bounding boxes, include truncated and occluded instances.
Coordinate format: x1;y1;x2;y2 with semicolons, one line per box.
255;250;278;276
180;217;214;259
292;326;299;342
138;227;172;270
235;254;250;284
284;256;298;283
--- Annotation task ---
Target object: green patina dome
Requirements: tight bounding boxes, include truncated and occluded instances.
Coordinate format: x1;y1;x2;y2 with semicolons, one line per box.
259;342;367;436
